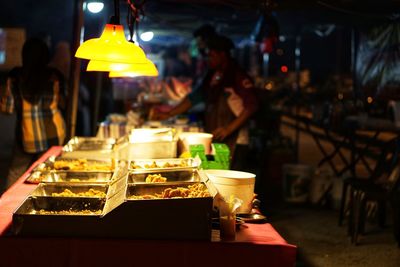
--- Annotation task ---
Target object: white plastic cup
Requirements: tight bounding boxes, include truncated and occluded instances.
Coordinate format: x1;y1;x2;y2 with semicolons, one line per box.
206;169;256;214
179;132;213;154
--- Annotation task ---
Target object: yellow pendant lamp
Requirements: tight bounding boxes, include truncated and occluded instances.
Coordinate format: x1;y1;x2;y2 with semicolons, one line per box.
75;0;158;77
108;59;159;77
75;23;148;65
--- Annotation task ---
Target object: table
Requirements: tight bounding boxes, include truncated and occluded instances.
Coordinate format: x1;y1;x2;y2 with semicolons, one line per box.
281;111;400;180
343;116;400;178
0;147;296;267
280;110;400;230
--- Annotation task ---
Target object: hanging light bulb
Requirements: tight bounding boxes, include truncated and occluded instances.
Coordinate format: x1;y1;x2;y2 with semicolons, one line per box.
140;31;154;42
108;59;158;77
75;24;148;64
87;1;104;14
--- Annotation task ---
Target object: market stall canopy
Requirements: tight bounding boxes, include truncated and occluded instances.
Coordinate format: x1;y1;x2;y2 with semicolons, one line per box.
1;0;400;46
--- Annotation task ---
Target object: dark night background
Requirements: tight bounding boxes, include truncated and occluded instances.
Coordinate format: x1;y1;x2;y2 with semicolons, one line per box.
0;0;398;84
0;0;399;124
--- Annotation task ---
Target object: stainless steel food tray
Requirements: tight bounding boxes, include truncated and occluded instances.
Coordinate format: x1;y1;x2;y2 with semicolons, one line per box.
26;171;113;184
33;156;114;172
128;169;199;184
13;197;108;237
63;136;115;151
129;128;175;143
129;158;200;171
108;182;213;240
62;137;116;159
14;196;106;215
13;179;214;240
31;183;108;198
126;182;211;199
115;131;178;160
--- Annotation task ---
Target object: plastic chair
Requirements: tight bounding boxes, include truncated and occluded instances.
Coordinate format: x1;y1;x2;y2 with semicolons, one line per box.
338;143;396;226
348;164;400;245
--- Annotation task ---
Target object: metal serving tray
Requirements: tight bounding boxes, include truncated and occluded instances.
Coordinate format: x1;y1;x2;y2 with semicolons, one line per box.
63;136;115;151
129;128;175;143
13;197;108;237
107;182;213;240
13;173;215;239
29;172;113;184
126;182;210;198
25;171;47;184
129;158;200;171
62;137;116;160
30;184;108;198
128;169;199;183
33;156;114;172
14;196;106;215
115;132;178;160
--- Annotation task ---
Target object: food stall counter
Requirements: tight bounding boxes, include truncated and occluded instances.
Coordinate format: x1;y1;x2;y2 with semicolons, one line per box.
0;146;296;267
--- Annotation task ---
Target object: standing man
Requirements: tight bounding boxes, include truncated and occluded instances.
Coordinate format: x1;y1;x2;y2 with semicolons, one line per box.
152;34;258;170
193;24;217;80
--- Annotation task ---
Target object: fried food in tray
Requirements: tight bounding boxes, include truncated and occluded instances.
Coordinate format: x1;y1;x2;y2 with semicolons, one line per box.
129;158;199;171
145;174;167;183
53;159;112;171
52;188;106;198
15;196;105;216
128;169;198;183
35;157;114;172
128;183;211;200
31;184;108;198
26;171;113;184
131;160;188;169
35;209;102;215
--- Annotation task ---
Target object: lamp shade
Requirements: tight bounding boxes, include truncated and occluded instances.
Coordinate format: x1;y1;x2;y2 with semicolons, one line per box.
108;60;159;78
86;59;136;72
75;24;148;64
87;57;156;72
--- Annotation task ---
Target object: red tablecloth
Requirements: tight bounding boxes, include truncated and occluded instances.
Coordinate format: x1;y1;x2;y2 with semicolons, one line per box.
0;146;296;267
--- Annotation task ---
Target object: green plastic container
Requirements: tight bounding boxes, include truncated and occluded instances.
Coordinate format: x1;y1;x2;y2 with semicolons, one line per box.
189;143;230;170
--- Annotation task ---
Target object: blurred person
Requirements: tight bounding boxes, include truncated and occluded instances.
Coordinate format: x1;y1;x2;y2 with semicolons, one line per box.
162;46;191;78
193;24;216;56
159;77;193;104
178;47;193;73
0;37;67;189
151;25;217;118
153;25;217;110
152;35;258;170
170;77;192;99
193;24;217;81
